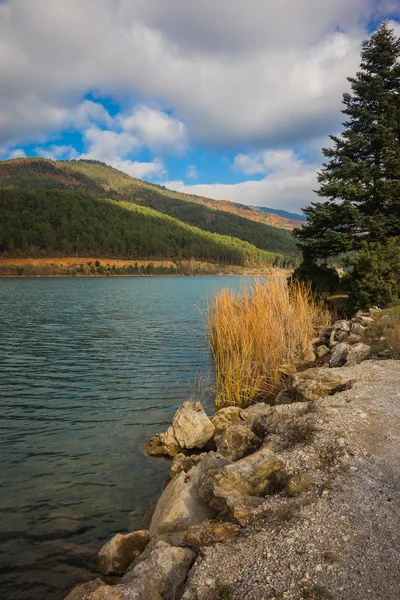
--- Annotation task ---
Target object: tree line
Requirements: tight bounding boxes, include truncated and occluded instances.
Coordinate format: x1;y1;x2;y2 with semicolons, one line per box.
0;189;295;267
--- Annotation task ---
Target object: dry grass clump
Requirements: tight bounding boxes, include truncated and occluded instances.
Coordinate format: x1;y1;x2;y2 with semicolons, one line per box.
207;278;330;408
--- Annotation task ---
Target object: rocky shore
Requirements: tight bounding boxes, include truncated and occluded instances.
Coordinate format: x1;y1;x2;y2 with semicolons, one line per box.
65;308;400;600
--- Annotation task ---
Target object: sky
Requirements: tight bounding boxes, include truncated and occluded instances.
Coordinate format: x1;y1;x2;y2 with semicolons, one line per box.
0;1;399;214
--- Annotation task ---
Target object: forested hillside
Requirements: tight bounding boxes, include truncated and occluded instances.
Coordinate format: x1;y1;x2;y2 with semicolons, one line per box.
0;189;292;266
0;158;300;258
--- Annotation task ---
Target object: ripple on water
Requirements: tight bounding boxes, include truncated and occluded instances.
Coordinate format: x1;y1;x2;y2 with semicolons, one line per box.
0;275;249;600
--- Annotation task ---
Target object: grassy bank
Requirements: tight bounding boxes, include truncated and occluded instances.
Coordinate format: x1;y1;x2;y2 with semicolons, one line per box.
0;257;287;278
207;279;330;408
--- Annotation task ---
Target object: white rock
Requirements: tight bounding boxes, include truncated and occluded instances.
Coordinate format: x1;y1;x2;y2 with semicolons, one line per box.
149;467;216;541
173;402;215;449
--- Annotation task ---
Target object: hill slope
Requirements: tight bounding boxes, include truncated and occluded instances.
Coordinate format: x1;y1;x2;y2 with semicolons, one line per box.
250;205;307;222
0;189;289;266
0;158;300;258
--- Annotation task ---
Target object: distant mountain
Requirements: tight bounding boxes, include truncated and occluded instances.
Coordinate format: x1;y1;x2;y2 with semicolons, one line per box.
0;158;300;259
1;188;287;266
250;205;307;222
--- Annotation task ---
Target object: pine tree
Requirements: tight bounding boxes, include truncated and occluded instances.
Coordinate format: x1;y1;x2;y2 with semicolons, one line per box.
293;21;400;307
295;21;400;261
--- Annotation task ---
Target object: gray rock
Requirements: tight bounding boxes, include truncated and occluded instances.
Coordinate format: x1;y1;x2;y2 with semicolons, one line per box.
334;330;349;342
173;402;215;450
357;316;374;325
215;424;261;461
198;447;284;512
211;407;243;433
347;334;363;345
351;322;365;336
97;530;150;575
345;343;371;366
329;343;351;368
288;369;348;401
240;402;273;434
335;320;351;332
122;541;196;600
149;467;216;542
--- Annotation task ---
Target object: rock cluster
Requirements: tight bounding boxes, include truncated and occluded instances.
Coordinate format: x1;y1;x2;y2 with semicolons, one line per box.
302;307;380;371
65;307;384;600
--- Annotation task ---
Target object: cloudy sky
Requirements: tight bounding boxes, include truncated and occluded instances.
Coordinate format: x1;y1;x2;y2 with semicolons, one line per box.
1;1;399;213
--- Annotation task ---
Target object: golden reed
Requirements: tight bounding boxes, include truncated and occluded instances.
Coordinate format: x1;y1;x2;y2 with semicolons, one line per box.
207;278;330;408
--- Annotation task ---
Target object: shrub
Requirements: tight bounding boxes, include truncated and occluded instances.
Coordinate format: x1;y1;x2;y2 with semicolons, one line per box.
345;239;400;311
207;278;330;408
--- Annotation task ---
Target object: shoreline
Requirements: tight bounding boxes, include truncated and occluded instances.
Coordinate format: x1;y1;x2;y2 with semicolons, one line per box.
0;257;290;279
64;308;400;600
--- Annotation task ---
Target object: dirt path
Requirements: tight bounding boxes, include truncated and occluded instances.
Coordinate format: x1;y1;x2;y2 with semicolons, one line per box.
328;360;400;600
183;360;400;600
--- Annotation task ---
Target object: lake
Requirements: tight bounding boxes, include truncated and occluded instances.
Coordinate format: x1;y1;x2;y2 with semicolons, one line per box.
0;276;248;600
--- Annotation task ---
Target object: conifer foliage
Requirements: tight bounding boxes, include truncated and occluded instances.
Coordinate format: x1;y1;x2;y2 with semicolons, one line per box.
294;21;400;307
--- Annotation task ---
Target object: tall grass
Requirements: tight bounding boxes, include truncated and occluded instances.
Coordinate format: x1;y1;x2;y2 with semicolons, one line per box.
207;278;330;408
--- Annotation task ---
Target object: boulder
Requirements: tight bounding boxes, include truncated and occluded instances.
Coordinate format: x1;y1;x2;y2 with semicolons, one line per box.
335;320;351;332
87;584;139;600
288;369;348;402
198;447;284;512
316;345;329;359
264;403;312;434
224;494;265;526
65;579;104;600
169;452;207;480
215;424;261;461
211;407;243;433
350;322;365;336
345;343;371;366
240;403;273;434
97;530;150;575
149;468;216;542
347;334;363;345
173;402;215;450
285;473;313;497
357;316;374;325
301;348;316;364
334;330;349;343
122;541;196;600
329;343;351;368
144;427;180;457
183;520;240;551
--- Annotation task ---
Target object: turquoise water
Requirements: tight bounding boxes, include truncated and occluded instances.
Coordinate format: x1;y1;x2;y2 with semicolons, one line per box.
0;276;248;600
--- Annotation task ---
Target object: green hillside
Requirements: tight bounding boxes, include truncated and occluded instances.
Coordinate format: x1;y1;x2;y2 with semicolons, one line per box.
0;158;300;258
0;189;290;266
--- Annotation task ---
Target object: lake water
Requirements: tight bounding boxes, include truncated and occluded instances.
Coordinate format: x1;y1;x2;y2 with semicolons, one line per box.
0;276;248;600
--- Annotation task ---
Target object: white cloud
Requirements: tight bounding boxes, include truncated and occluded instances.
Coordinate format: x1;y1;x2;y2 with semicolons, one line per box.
36;144;79;160
165;152;319;213
119;106;187;153
8;148;26;159
186;164;198;179
79;125;165;180
1;0;398;149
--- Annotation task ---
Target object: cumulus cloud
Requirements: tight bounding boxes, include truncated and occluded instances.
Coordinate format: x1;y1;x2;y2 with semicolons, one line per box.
165;152;319;213
1;0;398;149
36;145;79;160
119;106;187;154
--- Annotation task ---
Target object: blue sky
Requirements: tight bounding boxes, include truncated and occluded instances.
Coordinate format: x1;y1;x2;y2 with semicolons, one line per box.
0;0;399;213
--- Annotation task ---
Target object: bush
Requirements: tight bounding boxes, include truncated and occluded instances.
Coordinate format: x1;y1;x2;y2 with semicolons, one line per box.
290;257;342;296
346;239;400;311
